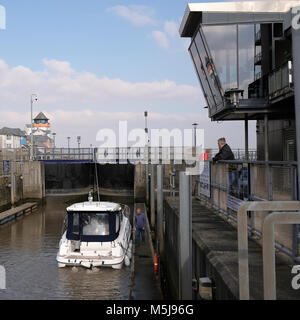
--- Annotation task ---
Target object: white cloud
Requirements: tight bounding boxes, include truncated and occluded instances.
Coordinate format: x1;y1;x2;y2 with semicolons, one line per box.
107;5;155;26
164;20;178;38
151;31;169;49
42;59;74;75
0;58;256;149
0;58;203;108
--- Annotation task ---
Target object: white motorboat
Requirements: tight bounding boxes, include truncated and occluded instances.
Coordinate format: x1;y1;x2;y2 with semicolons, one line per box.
56;193;132;270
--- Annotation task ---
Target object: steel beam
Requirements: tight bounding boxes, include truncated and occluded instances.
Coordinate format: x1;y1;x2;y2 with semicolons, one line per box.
157;165;164;255
10;161;15;208
150;165;155;228
179;172;192;300
292;8;300;201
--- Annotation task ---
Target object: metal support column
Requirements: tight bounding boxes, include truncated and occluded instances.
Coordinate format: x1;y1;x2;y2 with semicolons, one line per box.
245;115;249;160
292;8;300;261
157;165;164;255
179;172;192;300
264;114;269;161
263;212;300;300
150;164;155;228
292;8;300;201
146;155;149;206
10;161;15;208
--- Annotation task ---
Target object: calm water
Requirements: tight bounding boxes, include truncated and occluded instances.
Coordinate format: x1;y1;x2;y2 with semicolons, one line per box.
0;195;132;300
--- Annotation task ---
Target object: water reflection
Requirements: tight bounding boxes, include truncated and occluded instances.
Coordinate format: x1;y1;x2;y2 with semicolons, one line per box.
0;195;132;300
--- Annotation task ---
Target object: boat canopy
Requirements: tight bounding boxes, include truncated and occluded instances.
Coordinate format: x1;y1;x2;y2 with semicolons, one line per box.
66;210;122;242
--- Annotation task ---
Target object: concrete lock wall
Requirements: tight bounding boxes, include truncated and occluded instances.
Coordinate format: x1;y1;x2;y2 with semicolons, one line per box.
22;161;45;201
0;175;12;212
0;162;33;212
134;163;146;203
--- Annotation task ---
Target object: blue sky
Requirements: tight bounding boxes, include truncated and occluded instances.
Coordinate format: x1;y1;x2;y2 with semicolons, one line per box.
0;0;196;84
0;0;256;148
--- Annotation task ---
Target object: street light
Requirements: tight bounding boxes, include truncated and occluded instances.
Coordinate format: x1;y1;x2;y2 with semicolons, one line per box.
67;137;71;149
192;123;198;149
30;94;38;161
192;123;198;158
144;111;149;206
52;133;56;149
77;136;81;149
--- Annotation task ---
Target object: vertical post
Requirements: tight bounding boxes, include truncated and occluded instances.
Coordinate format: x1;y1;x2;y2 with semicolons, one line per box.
157;165;164;255
292;7;300;202
245;115;249;160
291;165;299;257
292;7;300;260
30;97;33;161
10;161;15;208
150;164;155;228
179;172;192;300
145;111;149;206
146;148;149;206
237;24;240;88
264;114;269;161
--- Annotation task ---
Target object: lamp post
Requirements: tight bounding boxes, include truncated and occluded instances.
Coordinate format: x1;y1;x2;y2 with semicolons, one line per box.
77;136;81;149
30;94;38;161
67;137;71;159
77;136;81;160
145;111;149;206
192;123;198;158
52;133;56;149
192;123;198;149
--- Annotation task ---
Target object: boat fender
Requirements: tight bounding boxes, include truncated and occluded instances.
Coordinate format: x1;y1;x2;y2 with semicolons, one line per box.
154;253;158;275
125;255;131;267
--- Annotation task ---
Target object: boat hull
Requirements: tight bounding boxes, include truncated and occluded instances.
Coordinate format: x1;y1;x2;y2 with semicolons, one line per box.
56;254;126;269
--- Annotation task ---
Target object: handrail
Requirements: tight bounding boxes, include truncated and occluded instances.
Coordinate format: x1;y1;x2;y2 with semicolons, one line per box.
263;211;300;300
237;201;300;300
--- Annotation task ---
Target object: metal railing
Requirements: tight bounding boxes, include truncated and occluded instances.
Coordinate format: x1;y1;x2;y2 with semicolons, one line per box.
34;147;94;162
210;149;257;161
195;160;300;260
31;147;257;163
254;52;262;65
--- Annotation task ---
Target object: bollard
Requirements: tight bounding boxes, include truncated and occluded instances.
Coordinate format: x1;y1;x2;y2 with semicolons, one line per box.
157;165;164;255
179;171;192;300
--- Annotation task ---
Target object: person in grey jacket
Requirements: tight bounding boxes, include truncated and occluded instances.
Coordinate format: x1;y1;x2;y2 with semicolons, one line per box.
134;208;146;245
213;138;235;162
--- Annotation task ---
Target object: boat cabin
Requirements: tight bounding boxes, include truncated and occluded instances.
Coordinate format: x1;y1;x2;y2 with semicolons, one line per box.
64;202;127;243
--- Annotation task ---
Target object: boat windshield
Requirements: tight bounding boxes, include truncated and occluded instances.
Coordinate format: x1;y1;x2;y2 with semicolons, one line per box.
82;213;110;236
66;210;123;242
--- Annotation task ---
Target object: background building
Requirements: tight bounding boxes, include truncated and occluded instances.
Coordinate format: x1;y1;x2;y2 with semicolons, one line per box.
180;0;299;161
25;112;53;149
0;127;26;149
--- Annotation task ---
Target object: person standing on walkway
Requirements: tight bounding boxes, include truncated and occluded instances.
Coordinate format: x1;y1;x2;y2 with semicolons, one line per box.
213;137;235;162
134;208;146;245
